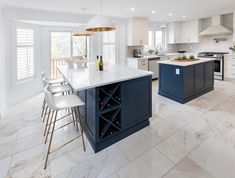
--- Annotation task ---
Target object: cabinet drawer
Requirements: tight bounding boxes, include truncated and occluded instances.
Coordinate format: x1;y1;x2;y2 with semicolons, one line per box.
225;60;235;69
225;56;235;60
225;68;235;79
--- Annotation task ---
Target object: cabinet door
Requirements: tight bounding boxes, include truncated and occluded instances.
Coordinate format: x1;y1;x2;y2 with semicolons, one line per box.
183;66;194;96
138;59;148;70
168;23;175;44
159;64;183;98
194;64;204;92
204;62;214;88
122;76;152;129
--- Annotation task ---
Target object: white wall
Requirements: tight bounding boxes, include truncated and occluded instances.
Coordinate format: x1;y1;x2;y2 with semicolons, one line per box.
0;4;6;117
3;7;128;107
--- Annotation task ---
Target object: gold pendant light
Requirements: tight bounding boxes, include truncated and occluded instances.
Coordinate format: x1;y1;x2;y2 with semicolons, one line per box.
86;0;116;32
73;8;95;36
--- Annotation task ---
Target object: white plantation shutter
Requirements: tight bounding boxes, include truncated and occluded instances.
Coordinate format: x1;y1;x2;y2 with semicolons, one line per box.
103;31;116;64
16;28;35;81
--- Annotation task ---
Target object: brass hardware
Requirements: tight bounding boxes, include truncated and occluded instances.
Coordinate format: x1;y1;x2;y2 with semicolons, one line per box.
86;27;116;32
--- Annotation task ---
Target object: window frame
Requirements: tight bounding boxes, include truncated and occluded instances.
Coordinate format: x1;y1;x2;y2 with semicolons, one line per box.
147;30;166;51
50;31;89;59
102;30;117;64
12;23;37;86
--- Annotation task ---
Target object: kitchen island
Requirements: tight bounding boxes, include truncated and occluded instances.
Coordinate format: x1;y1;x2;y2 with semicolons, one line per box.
58;63;152;152
158;58;214;104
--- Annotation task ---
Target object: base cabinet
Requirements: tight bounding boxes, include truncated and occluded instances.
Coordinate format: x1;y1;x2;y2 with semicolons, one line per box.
224;55;235;79
79;76;152;152
159;61;214;103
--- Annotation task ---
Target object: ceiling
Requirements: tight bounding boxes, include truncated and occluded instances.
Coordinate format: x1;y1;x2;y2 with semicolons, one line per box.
2;0;235;22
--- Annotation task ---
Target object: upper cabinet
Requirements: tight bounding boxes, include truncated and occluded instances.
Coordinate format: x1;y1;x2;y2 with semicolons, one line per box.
168;20;200;44
233;12;235;42
127;18;149;46
168;22;181;44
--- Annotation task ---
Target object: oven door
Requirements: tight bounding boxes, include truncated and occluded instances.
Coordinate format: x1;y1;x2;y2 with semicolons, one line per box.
214;59;222;76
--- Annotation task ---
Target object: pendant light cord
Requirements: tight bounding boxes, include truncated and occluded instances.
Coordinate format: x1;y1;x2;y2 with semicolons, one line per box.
100;0;103;15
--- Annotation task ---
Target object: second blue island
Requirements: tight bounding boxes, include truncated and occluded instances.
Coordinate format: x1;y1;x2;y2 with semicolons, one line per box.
158;58;214;104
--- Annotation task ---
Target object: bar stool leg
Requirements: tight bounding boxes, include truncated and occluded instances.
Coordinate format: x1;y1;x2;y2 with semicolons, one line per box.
41;99;46;118
44;110;58;170
45;110;55;144
70;108;76;126
75;107;86;151
43;106;49;122
44;109;52;136
72;107;79;132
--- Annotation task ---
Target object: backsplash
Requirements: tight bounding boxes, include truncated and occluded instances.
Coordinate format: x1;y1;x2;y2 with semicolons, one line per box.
177;34;234;53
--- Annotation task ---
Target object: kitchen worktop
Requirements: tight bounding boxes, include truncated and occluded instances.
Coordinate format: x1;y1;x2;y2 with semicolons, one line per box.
127;52;198;60
58;62;152;91
158;58;214;66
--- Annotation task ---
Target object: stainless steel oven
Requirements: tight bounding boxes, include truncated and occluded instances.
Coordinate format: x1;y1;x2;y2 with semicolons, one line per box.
198;52;227;80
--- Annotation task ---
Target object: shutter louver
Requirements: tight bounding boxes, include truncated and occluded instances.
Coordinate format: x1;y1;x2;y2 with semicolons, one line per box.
16;28;35;81
103;31;116;64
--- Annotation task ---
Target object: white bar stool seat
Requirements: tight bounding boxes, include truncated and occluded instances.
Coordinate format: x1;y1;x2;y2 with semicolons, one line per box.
49;84;72;94
47;77;67;85
53;94;85;109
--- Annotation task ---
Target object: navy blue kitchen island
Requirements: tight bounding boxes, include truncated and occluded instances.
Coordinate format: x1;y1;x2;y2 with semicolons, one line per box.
158;59;214;104
58;63;152;152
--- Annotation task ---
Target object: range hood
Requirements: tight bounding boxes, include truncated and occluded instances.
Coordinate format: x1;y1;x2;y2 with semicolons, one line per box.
199;15;232;36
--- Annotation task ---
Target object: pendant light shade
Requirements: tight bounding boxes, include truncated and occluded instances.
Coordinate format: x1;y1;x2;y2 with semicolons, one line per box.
73;26;94;36
86;15;116;32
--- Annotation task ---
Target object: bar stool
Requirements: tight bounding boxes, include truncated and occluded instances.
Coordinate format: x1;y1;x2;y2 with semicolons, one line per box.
42;77;74;136
43;85;86;169
41;71;67;85
40;72;71;121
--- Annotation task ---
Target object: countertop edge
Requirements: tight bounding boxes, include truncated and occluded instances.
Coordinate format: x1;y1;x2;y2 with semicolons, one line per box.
158;58;214;66
57;65;153;91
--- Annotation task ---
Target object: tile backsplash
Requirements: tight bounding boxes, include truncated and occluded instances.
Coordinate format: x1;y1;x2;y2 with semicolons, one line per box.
176;34;234;53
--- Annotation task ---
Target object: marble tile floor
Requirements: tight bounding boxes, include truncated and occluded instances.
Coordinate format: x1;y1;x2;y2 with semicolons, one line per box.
0;80;235;178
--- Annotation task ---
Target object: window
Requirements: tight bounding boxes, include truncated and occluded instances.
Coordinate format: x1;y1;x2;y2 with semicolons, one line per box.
51;32;89;77
51;32;88;59
145;30;165;52
16;27;35;81
103;31;116;64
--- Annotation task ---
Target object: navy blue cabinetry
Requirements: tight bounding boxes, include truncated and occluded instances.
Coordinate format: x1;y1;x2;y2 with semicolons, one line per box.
78;76;152;153
159;61;214;104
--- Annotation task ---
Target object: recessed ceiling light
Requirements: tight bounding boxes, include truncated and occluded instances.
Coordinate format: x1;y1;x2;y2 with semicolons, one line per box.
152;10;156;14
168;13;173;16
130;7;135;11
182;15;186;18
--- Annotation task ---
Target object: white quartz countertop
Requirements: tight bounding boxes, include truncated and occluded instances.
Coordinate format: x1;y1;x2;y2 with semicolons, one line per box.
158;58;214;66
127;53;198;60
58;62;153;91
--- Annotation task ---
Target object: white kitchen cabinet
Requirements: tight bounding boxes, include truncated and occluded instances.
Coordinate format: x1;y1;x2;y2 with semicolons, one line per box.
168;22;181;44
127;18;149;46
168;20;200;44
127;58;148;71
225;55;235;79
233;12;235;42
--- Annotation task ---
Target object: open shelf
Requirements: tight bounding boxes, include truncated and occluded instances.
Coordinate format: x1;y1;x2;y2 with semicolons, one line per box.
98;83;122;140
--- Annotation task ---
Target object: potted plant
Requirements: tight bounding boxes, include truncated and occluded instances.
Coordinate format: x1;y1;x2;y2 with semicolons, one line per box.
229;45;235;55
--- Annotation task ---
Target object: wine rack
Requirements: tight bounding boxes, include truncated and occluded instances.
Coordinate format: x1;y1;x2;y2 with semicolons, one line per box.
98;83;121;139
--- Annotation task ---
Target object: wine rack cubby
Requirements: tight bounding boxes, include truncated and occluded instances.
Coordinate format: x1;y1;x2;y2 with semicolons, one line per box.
98;83;121;139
